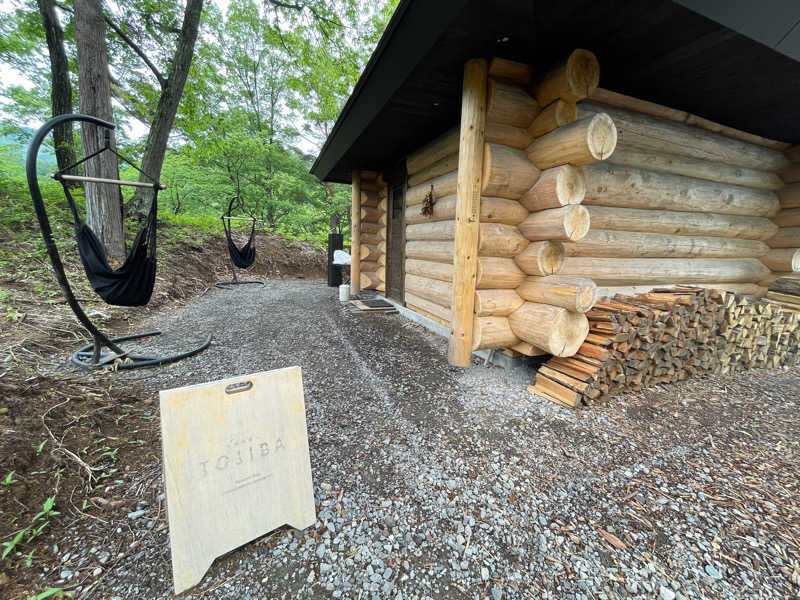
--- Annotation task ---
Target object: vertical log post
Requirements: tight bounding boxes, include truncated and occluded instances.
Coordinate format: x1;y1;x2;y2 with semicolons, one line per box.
351;170;362;296
448;58;488;366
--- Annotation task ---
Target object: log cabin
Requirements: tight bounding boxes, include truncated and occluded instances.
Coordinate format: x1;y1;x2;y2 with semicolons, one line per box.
311;0;800;370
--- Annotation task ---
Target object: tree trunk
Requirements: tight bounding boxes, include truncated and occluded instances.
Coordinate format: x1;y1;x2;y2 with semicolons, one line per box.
74;0;125;259
37;0;76;175
128;0;204;216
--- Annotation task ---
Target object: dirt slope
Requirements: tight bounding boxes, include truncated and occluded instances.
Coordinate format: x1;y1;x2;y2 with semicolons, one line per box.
0;224;326;598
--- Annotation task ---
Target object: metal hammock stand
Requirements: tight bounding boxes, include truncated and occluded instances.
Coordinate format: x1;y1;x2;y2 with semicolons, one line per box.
215;197;265;289
27;114;213;370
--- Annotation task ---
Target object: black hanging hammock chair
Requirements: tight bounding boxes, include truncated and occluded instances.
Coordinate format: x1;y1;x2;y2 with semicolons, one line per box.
215;196;264;289
63;161;157;307
27;114;213;369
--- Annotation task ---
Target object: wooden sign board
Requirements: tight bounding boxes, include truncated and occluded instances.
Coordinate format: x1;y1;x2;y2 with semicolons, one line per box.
159;367;316;594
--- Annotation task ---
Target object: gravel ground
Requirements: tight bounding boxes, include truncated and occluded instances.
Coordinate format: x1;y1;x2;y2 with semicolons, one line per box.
44;281;799;599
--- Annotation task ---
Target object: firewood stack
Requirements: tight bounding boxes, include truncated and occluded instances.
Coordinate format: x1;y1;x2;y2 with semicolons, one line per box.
718;290;799;372
765;276;800;311
760;145;800;288
529;286;800;407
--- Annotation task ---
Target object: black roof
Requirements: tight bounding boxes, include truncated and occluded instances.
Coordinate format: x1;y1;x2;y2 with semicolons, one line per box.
312;0;800;184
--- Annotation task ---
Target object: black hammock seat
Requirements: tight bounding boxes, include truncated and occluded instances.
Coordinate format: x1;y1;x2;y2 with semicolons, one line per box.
26;114;213;370
215;196;264;289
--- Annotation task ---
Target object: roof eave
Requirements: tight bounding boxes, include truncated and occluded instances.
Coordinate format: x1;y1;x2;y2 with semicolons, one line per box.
310;0;468;183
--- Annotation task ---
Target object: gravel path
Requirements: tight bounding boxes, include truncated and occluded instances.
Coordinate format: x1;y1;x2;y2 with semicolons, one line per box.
53;281;799;599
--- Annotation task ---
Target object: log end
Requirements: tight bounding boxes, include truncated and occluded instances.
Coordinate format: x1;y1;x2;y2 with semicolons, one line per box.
565;205;591;241
575;280;598;313
586;113;618;161
521;164;586;210
507;302;589;356
555;100;579;128
541;241;566;274
559;164;586;205
566;49;600;101
526;99;578;138
553;311;590;357
514;240;565;275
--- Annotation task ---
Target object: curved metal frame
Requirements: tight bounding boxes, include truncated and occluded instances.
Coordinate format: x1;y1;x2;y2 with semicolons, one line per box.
215;196;264;290
214;270;265;289
26;114;213;370
72;331;213;370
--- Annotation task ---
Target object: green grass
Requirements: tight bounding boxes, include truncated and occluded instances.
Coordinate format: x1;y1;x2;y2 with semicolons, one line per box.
160;208;329;248
161;211;223;234
1;177;74;236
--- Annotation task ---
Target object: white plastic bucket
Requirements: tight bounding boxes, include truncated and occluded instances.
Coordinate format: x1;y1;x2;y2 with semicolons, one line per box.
339;284;350;302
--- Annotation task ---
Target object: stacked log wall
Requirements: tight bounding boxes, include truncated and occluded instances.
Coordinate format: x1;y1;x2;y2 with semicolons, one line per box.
469;52;608;357
762;147;800;286
404;128;460;325
359;172;387;292
399;51;797;365
567;89;795;295
480;50;796;362
401;53;607;358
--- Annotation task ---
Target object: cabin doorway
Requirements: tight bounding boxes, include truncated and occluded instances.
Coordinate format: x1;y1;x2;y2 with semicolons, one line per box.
386;183;405;302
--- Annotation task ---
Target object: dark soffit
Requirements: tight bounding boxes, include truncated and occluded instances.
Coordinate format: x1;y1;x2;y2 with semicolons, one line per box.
313;0;800;184
309;0;469;184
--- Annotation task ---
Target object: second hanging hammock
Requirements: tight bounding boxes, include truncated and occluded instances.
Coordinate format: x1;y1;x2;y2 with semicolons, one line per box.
222;196;257;269
216;196;263;289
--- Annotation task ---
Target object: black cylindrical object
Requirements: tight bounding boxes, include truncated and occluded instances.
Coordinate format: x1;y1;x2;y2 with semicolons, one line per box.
327;233;343;287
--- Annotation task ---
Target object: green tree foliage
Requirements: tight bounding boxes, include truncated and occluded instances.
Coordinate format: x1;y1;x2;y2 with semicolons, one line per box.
1;0;398;244
0;0;65;139
271;0;399;145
